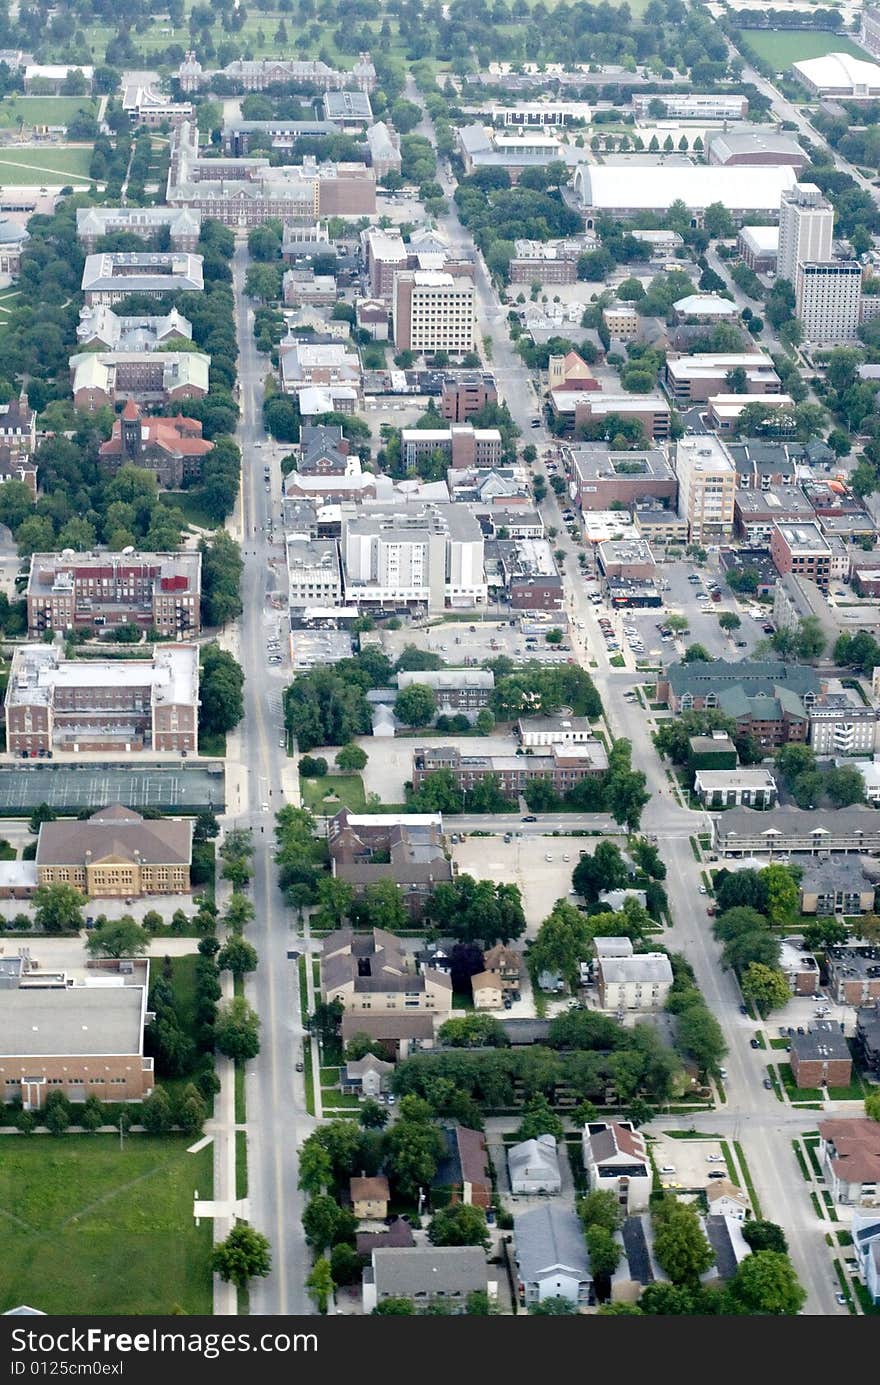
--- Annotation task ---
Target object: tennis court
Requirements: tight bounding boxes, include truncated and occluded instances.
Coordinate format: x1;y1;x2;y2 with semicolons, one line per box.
0;761;226;815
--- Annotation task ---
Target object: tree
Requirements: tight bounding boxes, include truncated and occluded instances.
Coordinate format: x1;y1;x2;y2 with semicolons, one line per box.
585;1223;620;1283
825;765;865;807
726;1251;806;1315
394;683;437;727
578;1189;623;1234
515;1094;564;1143
802;916;850;952
428;1204;490;1250
718;612;741;632
741;962;791;1013
865;1091;880;1122
336;743;368;771
32;882;85;934
383;1111;444;1201
85;917;149;959
305;1257;335;1315
314;877;355;930
652;1198;713;1285
528;900;595;991
529;1296;577;1314
572;840;628;901
28;802;57;835
354;878;408;933
762;864;799;927
214;997;260;1062
142;1088;174;1135
775;743;816;783
298;1141;334;1196
675;1000;727;1073
199;644;244;737
359;1098;388;1129
373;1297;415;1314
211;1224;271;1291
217;936;258;978
683;643;712;663
303;1194;349;1254
742;1220;788;1255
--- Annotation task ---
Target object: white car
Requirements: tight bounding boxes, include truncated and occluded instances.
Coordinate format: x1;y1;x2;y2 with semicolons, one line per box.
545;853;553;862
699;885;707;895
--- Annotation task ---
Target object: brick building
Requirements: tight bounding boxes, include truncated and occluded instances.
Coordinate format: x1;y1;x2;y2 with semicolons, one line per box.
440;372;498;422
327;809;452;920
0;955;154;1110
566;445;676;512
6;644;199;755
35;806;192;897
826;946;880;1006
70;350;210;412
27;551;201;639
99;400;213;487
769;521;832;592
789;1021;852;1089
412;741;608;796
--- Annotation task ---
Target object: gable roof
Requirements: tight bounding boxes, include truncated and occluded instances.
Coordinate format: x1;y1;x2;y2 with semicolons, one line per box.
370;1246;487;1296
514;1204;591;1283
508;1134;560;1180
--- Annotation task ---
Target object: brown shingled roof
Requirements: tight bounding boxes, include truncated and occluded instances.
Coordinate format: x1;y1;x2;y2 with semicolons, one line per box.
350;1175;390;1203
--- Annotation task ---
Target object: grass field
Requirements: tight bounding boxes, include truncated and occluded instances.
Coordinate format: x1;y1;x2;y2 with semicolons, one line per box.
0;1136;213;1315
299;773;366;814
159;490;222;531
0;97;97;127
739;28;871;69
0;146;93;184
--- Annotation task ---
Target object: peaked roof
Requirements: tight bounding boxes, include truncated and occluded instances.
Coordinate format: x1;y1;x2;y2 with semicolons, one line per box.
514;1203;591;1281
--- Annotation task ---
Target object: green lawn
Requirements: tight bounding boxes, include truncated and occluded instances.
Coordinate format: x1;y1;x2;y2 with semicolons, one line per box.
299;773;366;814
0;97;97;127
159;490;222;531
0;1136;213;1315
777;1061;823;1103
236;1129;248;1201
739;28;871;69
198;730;227;758
0;146;93;184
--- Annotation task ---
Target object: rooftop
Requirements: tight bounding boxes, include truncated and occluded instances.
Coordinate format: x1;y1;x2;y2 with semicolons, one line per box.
0;976;146;1058
514;1203;591;1282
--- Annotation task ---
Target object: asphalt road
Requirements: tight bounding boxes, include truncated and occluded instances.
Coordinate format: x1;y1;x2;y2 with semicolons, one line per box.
231;243;312;1316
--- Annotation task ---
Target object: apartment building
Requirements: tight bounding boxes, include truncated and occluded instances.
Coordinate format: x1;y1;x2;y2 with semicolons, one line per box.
320;927;452;1016
658;659;816;747
81;252;204;305
412;741;608;795
693;767;779;808
76;207;201;253
820;1119;880;1207
799;859;877;916
393;271;476;355
362;227;409;298
827;947;880;1006
674;436;737;543
327;809;452;920
665;353;781;404
734;488;816;544
341;503;486;612
566;445;676;512
595;939;673;1011
35;806;192;897
582;1121;651;1213
27;551;201;639
0;955;153;1110
562;393;671;441
401;424;502;471
769;521;832;591
440;372;498;422
797;260;862;343
777;184;834;286
286;538;343;611
790;1021;852;1089
69;350;210;412
737;225;779;273
713;808;880;858
5;643;199;755
808;682;879;755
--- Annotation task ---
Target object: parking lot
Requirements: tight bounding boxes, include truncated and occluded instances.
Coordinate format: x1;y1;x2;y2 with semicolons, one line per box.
452;832;579;933
650;1135;732;1193
375;616;573;669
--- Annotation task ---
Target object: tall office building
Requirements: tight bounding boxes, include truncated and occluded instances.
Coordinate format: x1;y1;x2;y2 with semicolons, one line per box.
393;271;476;354
777;184;833;286
797;261;861;343
675;436;737;544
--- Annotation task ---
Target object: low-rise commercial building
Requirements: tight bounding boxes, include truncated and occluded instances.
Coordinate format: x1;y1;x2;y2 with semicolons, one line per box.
401;424;502;471
567;445;676;512
27;550;200;639
735;489;816;545
553;391;670;440
665;353;780;404
770;522;833;594
6;643;199;755
597;538;656;582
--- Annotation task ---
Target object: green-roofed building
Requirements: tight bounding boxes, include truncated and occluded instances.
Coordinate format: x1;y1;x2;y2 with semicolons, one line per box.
659;659;818;749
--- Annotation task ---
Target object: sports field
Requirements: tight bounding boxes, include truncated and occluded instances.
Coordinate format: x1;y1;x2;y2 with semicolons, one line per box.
739;28;871;69
0;145;93;184
0;1136;213;1316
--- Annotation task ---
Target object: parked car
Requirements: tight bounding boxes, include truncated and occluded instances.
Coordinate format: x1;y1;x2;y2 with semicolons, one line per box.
763;1077;774;1089
708;1170;727;1179
750;1038;760;1049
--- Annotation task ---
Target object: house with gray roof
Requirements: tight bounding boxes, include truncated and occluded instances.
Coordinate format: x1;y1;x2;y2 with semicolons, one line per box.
508;1134;562;1195
362;1246;488;1313
513;1204;592;1307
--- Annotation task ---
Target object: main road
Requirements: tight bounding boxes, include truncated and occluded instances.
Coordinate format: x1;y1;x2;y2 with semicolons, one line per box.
230;241;312;1315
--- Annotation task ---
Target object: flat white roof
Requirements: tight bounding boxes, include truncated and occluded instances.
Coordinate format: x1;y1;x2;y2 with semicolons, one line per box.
739;225;779;253
576;163;797;210
792;52;880;90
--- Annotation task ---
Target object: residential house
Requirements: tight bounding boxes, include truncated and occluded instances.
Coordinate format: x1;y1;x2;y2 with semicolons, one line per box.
350;1175;390;1220
434;1124;492;1208
362;1246;488;1314
853;1211;880;1304
508;1135;562;1195
513;1204;593;1307
320;926;453;1016
582;1121;651;1212
819;1118;880;1206
789;1021;852;1089
483;943;521;997
340;1011;436;1060
471;971;504;1010
339;1052;394;1098
706;1179;750;1221
356;1218;415;1258
703;1214;752;1284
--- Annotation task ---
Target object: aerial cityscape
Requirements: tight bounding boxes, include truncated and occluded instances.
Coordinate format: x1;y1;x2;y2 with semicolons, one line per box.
3;0;880;1326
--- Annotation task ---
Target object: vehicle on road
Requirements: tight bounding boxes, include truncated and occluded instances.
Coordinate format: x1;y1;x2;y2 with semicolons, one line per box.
750;1038;761;1049
660;1165;676;1175
522;814;537;822
763;1077;774;1089
295;1061;304;1072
